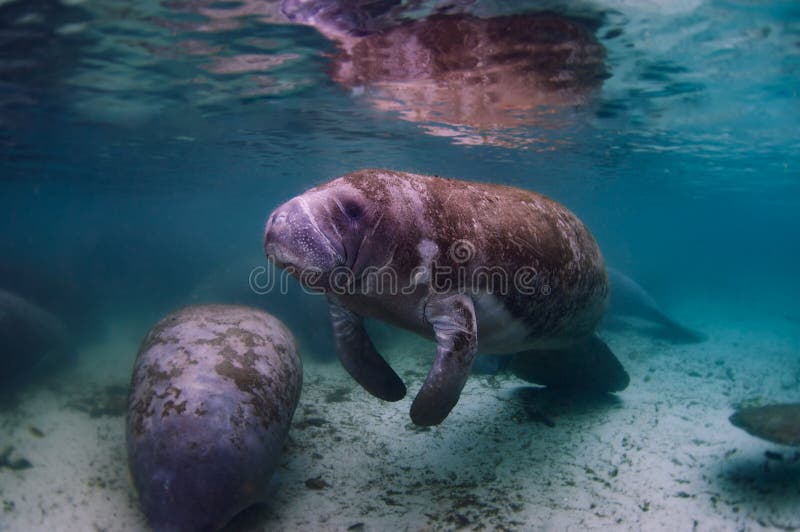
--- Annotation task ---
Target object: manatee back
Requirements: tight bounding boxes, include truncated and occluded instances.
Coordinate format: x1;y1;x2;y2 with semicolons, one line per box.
126;304;302;531
339;169;609;339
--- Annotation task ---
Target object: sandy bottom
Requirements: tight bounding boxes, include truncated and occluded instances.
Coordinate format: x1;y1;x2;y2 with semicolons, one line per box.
1;310;799;532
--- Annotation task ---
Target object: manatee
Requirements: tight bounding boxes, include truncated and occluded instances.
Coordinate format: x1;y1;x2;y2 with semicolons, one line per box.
730;403;800;446
604;268;706;344
264;169;628;426
126;304;302;531
0;289;74;388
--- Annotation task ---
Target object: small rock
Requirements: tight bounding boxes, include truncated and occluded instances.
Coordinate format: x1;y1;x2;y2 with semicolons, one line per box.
0;446;33;471
305;477;330;490
294;417;328;429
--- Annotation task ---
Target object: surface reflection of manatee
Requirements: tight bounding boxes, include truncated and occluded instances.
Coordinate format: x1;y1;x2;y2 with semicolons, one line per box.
326;12;607;146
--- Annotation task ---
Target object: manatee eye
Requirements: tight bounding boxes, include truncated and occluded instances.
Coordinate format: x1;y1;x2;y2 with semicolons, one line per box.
343;201;363;220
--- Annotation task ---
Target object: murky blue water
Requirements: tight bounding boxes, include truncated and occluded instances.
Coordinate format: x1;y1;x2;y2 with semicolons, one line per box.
3;0;797;337
1;0;799;529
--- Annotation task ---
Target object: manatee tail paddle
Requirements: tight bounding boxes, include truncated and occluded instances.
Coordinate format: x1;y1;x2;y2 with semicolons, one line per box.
510;335;629;393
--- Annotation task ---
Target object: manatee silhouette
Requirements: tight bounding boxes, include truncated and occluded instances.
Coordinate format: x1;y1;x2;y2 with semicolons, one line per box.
604;268;706;344
264;169;628;426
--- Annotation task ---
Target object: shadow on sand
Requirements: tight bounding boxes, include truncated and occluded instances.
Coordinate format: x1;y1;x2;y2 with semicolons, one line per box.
498;385;623;427
712;451;800;528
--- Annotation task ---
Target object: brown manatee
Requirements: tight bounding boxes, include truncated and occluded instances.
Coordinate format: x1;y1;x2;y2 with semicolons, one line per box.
264;169;628;426
126;304;302;531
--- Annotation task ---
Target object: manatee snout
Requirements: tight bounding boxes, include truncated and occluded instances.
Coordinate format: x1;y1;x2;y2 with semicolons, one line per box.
264;197;342;273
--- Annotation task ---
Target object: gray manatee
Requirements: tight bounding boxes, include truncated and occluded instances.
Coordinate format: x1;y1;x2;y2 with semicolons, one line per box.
730;403;800;446
126;304;302;531
605;268;706;343
264;169;628;426
0;289;74;388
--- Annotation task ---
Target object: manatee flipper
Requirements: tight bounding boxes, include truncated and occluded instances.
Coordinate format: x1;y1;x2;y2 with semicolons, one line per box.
510;335;629;393
410;293;478;426
328;296;406;401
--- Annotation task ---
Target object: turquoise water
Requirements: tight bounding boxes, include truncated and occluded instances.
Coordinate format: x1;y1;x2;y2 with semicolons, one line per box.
2;1;798;338
1;0;799;530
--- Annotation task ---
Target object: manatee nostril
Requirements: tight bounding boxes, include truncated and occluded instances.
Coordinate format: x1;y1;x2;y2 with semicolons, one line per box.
266;212;286;237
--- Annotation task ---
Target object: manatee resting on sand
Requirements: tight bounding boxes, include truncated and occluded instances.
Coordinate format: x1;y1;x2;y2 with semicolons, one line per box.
730;403;800;446
264;169;629;426
604;268;706;344
0;289;74;387
127;305;302;531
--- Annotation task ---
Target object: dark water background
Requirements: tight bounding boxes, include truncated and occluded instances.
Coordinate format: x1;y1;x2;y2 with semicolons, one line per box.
1;0;798;370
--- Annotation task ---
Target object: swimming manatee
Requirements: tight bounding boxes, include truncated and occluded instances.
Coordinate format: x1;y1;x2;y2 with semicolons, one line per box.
126;304;302;531
264;168;628;426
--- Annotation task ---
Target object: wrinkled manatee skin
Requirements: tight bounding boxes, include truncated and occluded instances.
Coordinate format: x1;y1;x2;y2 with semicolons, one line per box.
126;305;302;532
